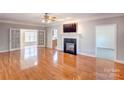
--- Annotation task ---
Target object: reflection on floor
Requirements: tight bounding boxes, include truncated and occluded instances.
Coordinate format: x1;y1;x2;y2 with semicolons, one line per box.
0;46;124;80
96;47;115;60
20;46;38;70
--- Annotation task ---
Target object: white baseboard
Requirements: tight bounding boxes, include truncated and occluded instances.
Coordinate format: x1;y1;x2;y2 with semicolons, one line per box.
115;60;124;64
1;47;124;65
10;48;20;51
78;52;124;64
46;46;52;49
55;48;96;58
56;47;62;51
78;52;96;57
0;48;20;53
0;50;9;53
0;45;43;53
38;45;45;47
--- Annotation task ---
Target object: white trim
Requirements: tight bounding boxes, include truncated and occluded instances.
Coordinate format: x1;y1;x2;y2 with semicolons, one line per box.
38;30;46;47
0;50;9;53
21;29;38;46
78;52;96;57
114;24;117;60
61;34;80;54
0;14;123;27
115;60;124;64
10;28;11;51
56;47;62;51
0;20;41;27
46;46;52;48
21;29;39;31
10;48;20;51
38;45;45;47
51;28;59;49
0;48;20;53
50;29;53;49
10;28;20;51
56;48;124;64
0;45;44;53
0;47;124;65
56;46;96;58
50;14;124;26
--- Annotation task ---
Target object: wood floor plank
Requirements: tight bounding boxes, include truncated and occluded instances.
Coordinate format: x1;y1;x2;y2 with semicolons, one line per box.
0;47;123;80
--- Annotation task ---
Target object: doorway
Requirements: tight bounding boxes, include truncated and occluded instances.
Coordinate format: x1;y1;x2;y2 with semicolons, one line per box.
95;24;117;61
10;28;46;51
52;29;58;49
20;29;38;48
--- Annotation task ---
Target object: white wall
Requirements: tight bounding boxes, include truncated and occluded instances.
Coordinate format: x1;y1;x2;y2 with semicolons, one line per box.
96;24;116;49
47;16;124;62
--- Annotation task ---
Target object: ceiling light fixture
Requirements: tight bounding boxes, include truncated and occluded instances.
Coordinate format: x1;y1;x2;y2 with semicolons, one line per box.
41;13;57;24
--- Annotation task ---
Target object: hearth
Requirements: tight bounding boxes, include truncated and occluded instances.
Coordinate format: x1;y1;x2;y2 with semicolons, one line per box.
64;38;77;55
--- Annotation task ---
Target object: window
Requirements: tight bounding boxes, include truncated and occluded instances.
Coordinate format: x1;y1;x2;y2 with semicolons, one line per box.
25;31;37;42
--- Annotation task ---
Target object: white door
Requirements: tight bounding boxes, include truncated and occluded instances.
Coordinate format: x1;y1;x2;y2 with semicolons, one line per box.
10;28;20;51
96;24;117;60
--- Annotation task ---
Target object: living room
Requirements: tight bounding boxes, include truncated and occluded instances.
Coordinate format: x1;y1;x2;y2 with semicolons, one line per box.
0;0;124;92
0;13;124;80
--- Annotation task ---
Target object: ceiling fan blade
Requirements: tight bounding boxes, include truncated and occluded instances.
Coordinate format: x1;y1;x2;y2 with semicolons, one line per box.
41;13;66;23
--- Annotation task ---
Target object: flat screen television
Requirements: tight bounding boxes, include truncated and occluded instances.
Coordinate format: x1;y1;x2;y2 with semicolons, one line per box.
63;23;77;33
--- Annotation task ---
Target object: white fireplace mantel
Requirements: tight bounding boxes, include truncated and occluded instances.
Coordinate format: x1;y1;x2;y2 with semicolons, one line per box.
61;33;80;54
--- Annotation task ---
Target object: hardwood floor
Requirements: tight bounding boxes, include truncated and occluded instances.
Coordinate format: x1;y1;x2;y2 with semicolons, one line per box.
0;46;124;80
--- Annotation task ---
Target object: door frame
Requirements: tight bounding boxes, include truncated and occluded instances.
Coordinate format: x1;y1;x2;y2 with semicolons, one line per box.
9;28;20;51
10;28;44;51
21;29;39;47
38;30;46;47
51;29;58;49
95;24;117;61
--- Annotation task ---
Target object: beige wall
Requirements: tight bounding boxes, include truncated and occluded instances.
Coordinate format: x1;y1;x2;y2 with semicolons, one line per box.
47;16;124;61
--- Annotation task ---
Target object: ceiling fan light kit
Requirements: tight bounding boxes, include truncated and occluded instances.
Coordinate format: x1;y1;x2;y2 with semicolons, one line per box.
41;13;57;23
41;13;74;24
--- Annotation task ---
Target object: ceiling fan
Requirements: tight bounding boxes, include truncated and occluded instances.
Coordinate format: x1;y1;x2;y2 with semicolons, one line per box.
41;13;66;23
41;13;57;23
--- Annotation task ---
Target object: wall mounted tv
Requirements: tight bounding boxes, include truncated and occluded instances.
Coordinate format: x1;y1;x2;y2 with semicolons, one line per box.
63;23;77;33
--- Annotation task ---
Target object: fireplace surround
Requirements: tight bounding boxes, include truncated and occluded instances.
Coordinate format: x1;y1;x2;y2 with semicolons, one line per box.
64;38;77;55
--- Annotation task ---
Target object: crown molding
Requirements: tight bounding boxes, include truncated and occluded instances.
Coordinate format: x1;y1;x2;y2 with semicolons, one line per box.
0;14;124;27
79;14;124;22
0;20;43;27
49;14;124;26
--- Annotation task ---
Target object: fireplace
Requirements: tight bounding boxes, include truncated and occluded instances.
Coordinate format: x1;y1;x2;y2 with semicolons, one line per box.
64;38;77;55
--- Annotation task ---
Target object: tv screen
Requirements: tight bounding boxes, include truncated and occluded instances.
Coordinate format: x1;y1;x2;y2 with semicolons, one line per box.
63;23;77;33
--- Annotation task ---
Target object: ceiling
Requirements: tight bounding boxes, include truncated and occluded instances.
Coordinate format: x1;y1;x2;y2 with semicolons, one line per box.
0;13;123;26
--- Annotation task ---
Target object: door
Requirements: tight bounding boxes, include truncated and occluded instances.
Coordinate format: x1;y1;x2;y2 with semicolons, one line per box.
10;28;20;51
96;24;117;60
